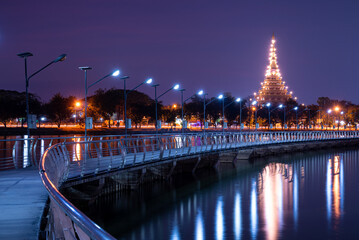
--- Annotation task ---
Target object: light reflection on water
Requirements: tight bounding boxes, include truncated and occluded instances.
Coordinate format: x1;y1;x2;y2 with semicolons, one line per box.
87;150;359;239
215;196;224;240
234;192;241;240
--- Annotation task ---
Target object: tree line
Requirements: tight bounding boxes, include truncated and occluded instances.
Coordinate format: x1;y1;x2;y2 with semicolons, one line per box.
1;89;359;129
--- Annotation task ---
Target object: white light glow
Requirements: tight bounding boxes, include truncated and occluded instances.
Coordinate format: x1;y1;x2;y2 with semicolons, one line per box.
146;78;153;84
198;90;204;95
218;94;224;99
112;70;120;77
173;84;180;90
216;197;224;240
236;98;241;102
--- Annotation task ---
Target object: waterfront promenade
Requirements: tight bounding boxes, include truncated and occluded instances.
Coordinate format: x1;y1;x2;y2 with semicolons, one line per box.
0;167;47;240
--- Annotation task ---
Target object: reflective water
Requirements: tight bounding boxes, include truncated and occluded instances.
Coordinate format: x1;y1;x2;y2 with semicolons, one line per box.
82;149;359;239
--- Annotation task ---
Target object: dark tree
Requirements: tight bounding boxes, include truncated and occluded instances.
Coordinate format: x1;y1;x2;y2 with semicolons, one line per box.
45;93;72;127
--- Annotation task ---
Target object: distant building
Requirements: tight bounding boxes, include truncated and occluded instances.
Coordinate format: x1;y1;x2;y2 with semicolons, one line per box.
255;34;297;105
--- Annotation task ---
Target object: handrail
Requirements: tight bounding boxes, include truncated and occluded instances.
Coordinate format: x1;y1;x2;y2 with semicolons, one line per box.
40;145;116;240
39;130;359;239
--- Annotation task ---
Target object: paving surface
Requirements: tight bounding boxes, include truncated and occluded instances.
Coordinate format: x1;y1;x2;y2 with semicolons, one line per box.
0;167;48;240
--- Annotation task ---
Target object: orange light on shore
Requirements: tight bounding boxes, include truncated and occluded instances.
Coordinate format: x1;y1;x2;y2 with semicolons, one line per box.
75;101;81;107
173;104;177;109
334;106;340;112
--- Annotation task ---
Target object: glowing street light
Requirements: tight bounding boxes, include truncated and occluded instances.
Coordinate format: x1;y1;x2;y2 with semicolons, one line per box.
181;89;205;133
197;90;208;133
79;67;123;139
278;104;287;129
294;106;299;128
154;83;180;132
124;77;153;135
266;103;271;129
17;52;66;166
17;52;67;139
217;94;225;133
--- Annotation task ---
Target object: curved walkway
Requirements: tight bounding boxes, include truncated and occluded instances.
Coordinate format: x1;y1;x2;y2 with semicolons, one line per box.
0;167;47;240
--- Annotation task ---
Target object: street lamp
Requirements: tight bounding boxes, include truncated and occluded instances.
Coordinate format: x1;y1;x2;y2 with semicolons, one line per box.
17;52;67;138
236;98;242;130
339;111;344;130
197;90;207;133
154;83;180;132
252;101;258;130
278;104;286;129
266;103;271;129
124;77;152;135
327;109;332;130
217;94;225;134
294;106;299;129
79;67;122;139
334;106;340;130
224;97;241;130
181;89;204;133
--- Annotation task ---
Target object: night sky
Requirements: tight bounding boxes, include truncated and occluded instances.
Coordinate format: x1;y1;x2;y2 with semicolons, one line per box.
1;0;359;105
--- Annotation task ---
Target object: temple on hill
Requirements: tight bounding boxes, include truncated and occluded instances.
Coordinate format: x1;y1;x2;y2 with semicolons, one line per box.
254;34;297;105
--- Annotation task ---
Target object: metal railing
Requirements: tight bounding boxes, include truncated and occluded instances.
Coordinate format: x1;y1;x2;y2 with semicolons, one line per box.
0;133;197;170
39;130;359;239
0;138;34;170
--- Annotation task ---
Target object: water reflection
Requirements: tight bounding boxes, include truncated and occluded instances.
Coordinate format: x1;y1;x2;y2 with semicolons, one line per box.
293;170;298;229
87;149;359;240
171;224;180;240
326;155;344;226
250;180;257;240
215;196;224;240
262;164;283;240
234;192;241;240
195;210;204;240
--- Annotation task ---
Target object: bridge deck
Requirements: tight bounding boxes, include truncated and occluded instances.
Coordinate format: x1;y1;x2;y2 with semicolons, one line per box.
0;168;47;240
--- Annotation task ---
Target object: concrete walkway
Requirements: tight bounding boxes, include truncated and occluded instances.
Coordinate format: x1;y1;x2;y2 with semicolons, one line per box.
0;167;48;240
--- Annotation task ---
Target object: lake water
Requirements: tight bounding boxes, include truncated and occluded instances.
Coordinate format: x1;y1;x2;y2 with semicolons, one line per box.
79;148;359;240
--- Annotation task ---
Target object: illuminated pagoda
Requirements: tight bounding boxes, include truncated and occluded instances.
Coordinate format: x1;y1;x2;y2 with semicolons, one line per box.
255;34;297;105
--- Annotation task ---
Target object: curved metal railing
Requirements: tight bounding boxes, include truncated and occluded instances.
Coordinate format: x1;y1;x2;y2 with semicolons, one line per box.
39;131;359;239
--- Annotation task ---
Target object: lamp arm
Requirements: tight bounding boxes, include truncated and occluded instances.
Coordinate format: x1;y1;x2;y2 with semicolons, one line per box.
184;94;195;103
205;98;218;106
28;61;55;81
157;87;173;100
88;74;111;89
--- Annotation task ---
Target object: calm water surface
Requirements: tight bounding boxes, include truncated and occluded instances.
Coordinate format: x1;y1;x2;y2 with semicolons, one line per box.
83;149;359;240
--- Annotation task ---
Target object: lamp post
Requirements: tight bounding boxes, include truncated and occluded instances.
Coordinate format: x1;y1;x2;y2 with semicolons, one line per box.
17;52;66;138
79;68;121;140
251;101;258;130
224;97;241;130
124;78;152;135
204;94;223;132
339;111;344;130
197;90;206;133
266;103;271;130
180;89;186;133
180;89;204;133
327;109;332;130
238;98;242;131
154;84;180;133
278;104;286;129
334;106;340;130
294;107;298;129
218;94;225;134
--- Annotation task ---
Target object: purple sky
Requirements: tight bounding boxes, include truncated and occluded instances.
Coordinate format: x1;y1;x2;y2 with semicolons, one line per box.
1;0;359;105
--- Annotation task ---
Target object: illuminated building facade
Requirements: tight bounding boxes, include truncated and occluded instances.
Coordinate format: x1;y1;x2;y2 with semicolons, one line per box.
255;34;297;105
